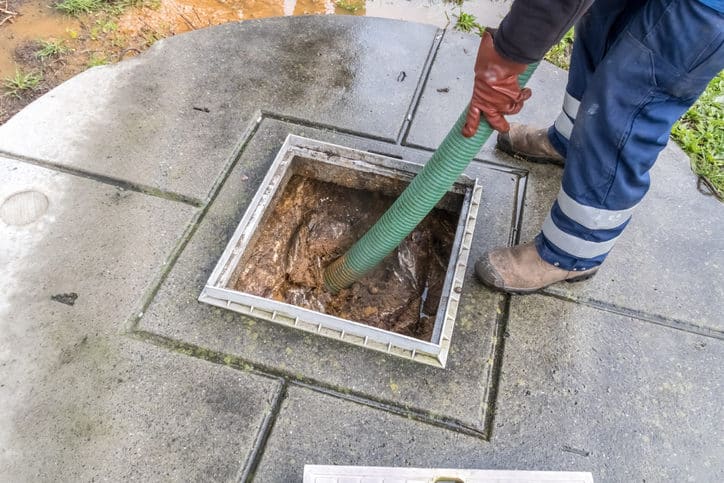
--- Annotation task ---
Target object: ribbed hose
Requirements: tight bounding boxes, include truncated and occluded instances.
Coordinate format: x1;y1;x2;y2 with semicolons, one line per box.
324;63;539;293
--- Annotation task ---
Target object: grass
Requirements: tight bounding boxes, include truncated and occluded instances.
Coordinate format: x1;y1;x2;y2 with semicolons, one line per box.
454;11;485;36
87;53;109;67
544;28;575;70
334;0;364;12
671;71;724;198
55;0;104;15
2;69;43;98
104;0;160;15
55;0;158;16
35;39;70;60
545;29;724;199
89;19;118;40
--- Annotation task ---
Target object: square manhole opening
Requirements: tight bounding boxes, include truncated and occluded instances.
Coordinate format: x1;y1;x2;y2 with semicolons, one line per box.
200;135;481;367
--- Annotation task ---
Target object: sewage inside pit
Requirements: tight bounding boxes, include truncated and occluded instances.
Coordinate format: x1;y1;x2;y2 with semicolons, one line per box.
228;174;459;342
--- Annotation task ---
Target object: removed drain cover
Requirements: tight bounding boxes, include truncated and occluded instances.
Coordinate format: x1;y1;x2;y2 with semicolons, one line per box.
303;466;595;483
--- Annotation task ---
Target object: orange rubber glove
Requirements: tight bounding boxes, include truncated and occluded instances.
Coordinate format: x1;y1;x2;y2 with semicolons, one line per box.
462;31;532;136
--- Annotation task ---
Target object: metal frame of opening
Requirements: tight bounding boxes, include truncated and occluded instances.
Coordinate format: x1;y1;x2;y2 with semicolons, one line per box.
199;135;481;368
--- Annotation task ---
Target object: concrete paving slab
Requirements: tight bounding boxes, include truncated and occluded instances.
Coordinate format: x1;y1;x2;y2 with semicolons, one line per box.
405;29;565;152
252;297;724;482
495;294;724;481
365;0;513;30
253;385;484;482
1;337;281;481
0;16;437;202
138;118;523;435
0;155;196;339
404;30;476;150
0;156;281;479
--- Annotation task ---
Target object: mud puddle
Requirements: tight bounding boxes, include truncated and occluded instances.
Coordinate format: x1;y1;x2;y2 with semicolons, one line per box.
0;0;79;78
229;174;458;341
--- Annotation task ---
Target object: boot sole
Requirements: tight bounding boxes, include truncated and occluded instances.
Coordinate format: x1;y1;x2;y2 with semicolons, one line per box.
496;134;565;167
564;271;598;283
479;270;598;296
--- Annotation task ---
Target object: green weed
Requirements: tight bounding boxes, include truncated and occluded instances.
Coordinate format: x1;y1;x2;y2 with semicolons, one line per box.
334;0;364;12
545;28;575;70
454;12;476;32
105;0;160;14
2;69;43;98
55;0;156;16
55;0;104;15
87;53;109;67
671;71;724;198
35;39;70;60
90;18;118;40
454;11;484;37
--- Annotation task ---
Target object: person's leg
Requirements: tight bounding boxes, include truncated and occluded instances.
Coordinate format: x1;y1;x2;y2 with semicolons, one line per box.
478;0;724;293
547;0;647;158
537;0;724;273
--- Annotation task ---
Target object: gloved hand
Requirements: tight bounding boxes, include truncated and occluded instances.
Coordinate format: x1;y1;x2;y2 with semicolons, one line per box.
462;31;532;136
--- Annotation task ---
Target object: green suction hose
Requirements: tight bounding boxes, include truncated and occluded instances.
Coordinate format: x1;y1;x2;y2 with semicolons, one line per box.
324;63;539;293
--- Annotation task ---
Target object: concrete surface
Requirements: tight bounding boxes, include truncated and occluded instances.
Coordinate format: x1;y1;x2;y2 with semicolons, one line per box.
0;17;436;203
1;15;722;482
0;156;281;480
253;296;723;482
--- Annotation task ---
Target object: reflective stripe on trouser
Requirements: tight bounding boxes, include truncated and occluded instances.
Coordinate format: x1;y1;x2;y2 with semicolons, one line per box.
536;0;724;271
551;91;580;151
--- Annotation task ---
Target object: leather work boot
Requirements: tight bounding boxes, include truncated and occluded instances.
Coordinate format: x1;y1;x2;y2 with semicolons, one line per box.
496;123;565;166
475;242;598;294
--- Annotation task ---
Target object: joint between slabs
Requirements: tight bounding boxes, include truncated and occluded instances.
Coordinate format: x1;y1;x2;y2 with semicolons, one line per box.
237;380;288;483
127;330;489;440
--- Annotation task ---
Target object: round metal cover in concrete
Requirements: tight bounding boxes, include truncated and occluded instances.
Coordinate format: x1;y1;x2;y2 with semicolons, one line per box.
1;190;49;226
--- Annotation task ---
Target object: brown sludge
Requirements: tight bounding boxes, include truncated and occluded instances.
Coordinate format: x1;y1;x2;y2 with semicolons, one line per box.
230;175;458;342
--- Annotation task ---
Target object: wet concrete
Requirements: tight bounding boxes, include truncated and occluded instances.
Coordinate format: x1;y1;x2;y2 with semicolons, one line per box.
3;14;722;481
0;16;436;200
0;155;282;480
255;297;724;482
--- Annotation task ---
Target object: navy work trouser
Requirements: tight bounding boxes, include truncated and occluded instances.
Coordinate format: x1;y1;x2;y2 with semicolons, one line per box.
538;0;724;271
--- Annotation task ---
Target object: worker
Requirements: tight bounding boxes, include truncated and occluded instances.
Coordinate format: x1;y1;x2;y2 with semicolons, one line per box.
465;0;723;294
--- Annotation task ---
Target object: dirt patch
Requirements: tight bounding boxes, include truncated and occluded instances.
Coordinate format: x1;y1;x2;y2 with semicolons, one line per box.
13;39;41;65
116;0;240;40
229;175;458;342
